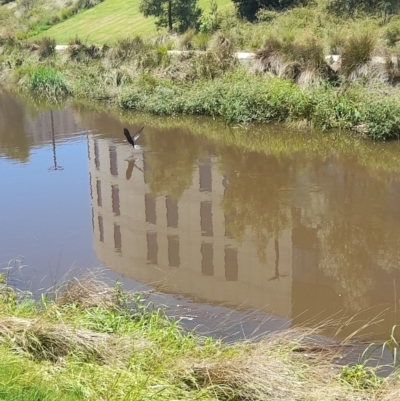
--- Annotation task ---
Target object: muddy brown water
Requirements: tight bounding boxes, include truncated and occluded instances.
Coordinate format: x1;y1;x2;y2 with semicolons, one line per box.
1;90;400;352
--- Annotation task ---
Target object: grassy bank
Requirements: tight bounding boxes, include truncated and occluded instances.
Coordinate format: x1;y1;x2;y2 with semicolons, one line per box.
2;0;400;140
40;0;233;44
1;33;400;140
0;271;399;401
0;0;232;41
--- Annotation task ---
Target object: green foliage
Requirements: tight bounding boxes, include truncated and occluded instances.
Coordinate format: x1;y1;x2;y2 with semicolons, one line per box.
308;86;362;130
341;32;377;78
256;34;327;84
232;0;295;21
179;28;196;49
256;8;279;22
76;0;103;8
362;98;400;140
199;0;220;33
0;352;80;401
384;20;400;46
340;364;382;389
192;32;211;49
25;67;69;99
35;36;56;59
327;0;400;17
139;0;202;32
111;36;148;62
118;68;400;139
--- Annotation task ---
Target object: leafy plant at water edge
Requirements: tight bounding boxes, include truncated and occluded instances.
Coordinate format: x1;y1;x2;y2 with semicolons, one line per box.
340;364;382;389
26;67;69;99
307;86;362;130
363;98;400;140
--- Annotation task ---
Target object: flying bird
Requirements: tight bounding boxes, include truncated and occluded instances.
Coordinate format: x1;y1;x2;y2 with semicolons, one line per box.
123;127;144;149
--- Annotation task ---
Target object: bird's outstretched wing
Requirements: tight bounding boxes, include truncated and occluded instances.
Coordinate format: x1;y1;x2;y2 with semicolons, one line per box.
133;126;144;142
123;128;135;146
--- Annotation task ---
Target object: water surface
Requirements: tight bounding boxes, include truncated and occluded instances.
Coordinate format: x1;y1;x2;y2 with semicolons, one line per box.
1;90;400;342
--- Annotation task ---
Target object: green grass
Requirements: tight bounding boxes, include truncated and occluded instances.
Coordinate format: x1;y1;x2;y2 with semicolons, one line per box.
3;34;400;140
40;0;233;44
0;274;399;401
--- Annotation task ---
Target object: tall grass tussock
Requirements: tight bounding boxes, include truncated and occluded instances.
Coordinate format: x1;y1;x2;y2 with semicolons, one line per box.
0;271;400;400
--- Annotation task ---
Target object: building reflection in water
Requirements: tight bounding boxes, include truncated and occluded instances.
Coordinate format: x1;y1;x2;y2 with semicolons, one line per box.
87;125;400;340
88;135;293;320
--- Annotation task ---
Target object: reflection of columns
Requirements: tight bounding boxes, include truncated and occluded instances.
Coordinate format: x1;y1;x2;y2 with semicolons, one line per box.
200;201;213;237
98;215;104;242
199;157;212;192
146;232;158;264
201;242;213;276
225;246;238;281
145;194;157;224
199;157;215;277
168;235;180;267
166;197;178;228
94;140;100;170
114;224;121;251
96;180;102;207
109;145;118;176
223;173;234;239
111;185;120;216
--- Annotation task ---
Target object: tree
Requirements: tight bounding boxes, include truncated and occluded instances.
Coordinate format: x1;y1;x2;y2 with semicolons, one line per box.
231;0;295;21
326;0;400;18
199;0;221;33
139;0;202;33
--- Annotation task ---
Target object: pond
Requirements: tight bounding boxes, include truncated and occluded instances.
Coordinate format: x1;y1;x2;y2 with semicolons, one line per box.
1;89;400;343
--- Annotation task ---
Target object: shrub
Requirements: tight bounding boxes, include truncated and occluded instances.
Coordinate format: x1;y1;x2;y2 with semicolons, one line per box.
179;29;196;50
384;22;400;47
256;9;279;22
67;37;101;61
308;86;362;130
26;67;69;98
109;37;148;63
192;33;210;50
362;99;400;140
256;35;327;85
341;32;377;78
0;36;20;55
36;36;55;59
216;73;308;124
77;0;104;9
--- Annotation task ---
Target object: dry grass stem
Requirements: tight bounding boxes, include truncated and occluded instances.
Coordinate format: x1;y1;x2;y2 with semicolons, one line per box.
55;274;117;309
0;316;145;365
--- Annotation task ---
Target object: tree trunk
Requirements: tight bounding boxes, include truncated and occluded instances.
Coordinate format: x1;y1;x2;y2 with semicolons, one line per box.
168;0;172;31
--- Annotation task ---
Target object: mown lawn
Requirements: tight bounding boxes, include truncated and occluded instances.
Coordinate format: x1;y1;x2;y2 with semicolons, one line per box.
41;0;233;44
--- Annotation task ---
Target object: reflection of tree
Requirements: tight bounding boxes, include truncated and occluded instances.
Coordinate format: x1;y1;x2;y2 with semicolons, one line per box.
219;148;294;262
0;91;30;162
297;160;400;311
144;128;204;200
218;143;400;312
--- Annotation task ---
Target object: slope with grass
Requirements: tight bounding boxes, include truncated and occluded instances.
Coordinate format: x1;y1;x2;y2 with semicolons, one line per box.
2;32;400;140
40;0;233;44
0;272;399;401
